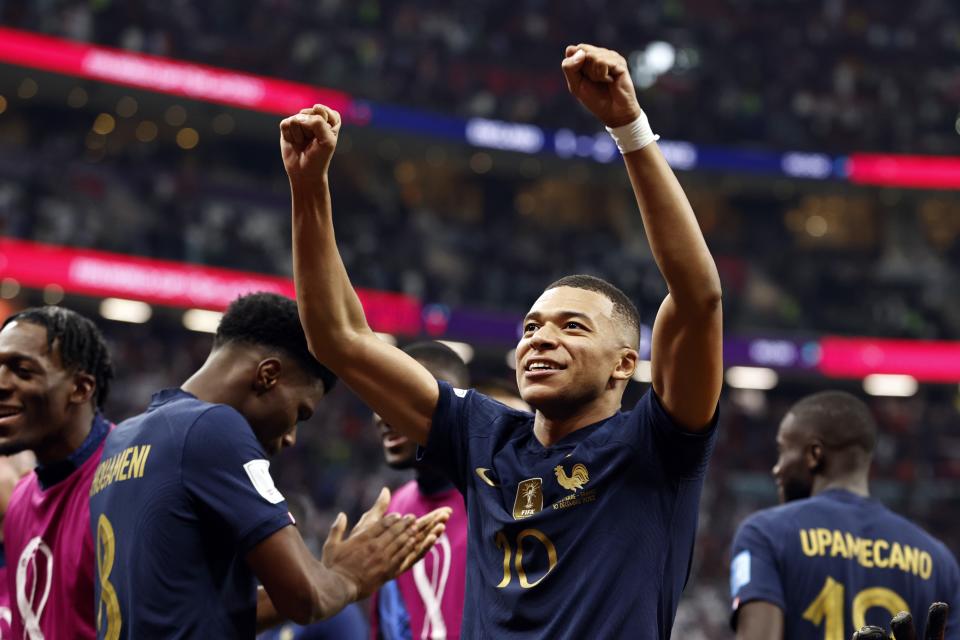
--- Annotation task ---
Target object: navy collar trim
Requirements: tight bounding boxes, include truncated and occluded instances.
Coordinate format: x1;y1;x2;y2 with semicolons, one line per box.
35;413;111;490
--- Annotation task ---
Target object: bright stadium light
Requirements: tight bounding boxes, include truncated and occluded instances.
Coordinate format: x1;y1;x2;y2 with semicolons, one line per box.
505;349;517;370
100;298;152;324
725;366;778;390
438;340;474;364
182;309;222;333
863;374;918;397
633;360;652;383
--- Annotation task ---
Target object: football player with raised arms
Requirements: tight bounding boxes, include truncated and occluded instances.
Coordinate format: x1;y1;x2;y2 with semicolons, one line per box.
284;44;723;638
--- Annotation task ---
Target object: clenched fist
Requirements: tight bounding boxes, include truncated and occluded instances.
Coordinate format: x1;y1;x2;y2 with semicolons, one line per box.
280;104;341;185
561;44;642;128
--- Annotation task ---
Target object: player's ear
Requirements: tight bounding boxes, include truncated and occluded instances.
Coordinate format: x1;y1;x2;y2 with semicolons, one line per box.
806;440;824;472
611;348;637;382
254;358;282;394
68;371;96;406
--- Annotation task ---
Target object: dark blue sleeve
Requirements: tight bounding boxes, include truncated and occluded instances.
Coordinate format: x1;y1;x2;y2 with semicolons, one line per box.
940;550;960;640
418;381;512;493
182;406;293;554
729;516;785;630
638;389;719;481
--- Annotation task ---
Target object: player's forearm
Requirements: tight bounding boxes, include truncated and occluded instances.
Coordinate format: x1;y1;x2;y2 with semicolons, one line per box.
290;178;375;359
623;144;722;312
255;586;286;633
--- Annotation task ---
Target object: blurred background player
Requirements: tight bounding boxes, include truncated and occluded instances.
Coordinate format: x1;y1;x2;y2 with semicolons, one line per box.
370;341;471;640
0;306;113;639
730;391;960;639
287;42;722;639
89;293;449;639
473;379;531;413
0;451;34;636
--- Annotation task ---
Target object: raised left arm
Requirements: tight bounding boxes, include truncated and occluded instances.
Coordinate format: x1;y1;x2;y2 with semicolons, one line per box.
562;44;722;431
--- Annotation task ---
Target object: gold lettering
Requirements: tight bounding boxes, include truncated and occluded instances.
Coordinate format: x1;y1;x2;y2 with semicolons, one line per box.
117;448;134;481
859;539;874;568
831;530;848;558
920;552;932;580
889;542;905;572
873;539;889;568
800;529;818;556
845;533;861;559
135;445;151;477
817;528;832;555
905;546;920;575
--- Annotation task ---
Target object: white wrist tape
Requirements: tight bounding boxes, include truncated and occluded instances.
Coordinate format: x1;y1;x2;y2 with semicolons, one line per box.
605;111;659;154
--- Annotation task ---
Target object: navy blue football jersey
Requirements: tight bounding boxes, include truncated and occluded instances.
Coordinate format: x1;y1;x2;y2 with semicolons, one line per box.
419;382;718;639
730;489;960;639
88;389;294;639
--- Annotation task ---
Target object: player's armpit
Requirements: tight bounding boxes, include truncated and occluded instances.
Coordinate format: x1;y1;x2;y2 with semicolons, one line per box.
650;292;723;431
735;601;784;640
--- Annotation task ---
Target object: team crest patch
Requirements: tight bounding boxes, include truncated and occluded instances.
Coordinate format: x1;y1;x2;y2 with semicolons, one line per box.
513;478;543;520
554;462;589;493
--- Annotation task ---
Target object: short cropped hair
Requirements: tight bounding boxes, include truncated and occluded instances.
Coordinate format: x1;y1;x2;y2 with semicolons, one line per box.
545;274;641;348
789;391;877;454
3;306;114;409
214;293;337;392
402;341;469;388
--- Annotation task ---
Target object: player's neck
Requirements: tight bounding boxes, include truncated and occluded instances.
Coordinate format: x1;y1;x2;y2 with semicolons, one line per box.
814;474;870;498
181;350;244;407
532;398;619;447
35;408;95;466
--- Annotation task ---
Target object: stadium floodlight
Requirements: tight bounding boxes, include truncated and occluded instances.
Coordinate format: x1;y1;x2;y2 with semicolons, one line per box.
100;298;152;324
725;366;778;390
632;360;653;383
182;308;222;333
438;340;474;364
863;374;918;397
505;349;517;370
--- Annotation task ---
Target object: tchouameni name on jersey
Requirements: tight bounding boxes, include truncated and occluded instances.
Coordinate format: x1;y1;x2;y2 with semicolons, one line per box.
89;445;152;497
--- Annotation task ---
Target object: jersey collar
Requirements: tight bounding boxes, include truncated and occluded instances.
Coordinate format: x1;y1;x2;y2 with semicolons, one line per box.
35;412;111;490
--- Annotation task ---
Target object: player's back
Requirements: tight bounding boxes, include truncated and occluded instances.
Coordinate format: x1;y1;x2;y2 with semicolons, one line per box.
89;388;292;639
731;489;960;639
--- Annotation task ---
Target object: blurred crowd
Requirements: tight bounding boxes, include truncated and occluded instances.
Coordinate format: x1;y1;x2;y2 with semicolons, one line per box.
2;104;960;340
4;0;960;154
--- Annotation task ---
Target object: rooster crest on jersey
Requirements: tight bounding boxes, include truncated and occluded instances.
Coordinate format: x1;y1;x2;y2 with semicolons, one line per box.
554;463;589;493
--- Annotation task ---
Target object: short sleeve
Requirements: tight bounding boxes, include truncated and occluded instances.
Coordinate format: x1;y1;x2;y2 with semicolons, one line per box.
418;382;516;493
729;516;785;630
181;406;292;554
941;552;960;640
639;389;718;480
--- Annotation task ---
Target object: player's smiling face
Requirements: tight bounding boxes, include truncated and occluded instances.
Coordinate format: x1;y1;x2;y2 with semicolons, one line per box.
0;321;77;457
516;287;635;413
772;412;815;504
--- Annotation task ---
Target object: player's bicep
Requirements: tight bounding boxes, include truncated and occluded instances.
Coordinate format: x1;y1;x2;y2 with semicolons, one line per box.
324;332;439;446
651;293;722;431
736;601;784;640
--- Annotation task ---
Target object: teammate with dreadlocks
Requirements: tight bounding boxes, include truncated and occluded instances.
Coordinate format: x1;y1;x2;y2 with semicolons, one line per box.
0;306;114;639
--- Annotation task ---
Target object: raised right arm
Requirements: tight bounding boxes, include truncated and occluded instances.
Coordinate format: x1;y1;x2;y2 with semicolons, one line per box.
282;106;439;445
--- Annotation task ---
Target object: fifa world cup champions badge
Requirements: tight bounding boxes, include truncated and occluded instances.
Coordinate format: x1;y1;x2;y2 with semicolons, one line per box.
513;478;544;519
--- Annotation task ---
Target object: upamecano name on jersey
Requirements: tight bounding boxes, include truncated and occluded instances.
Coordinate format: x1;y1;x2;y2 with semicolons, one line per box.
799;528;933;579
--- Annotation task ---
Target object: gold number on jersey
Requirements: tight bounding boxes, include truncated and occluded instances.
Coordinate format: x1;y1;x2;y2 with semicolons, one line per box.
803;576;908;639
96;514;122;640
493;528;558;589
